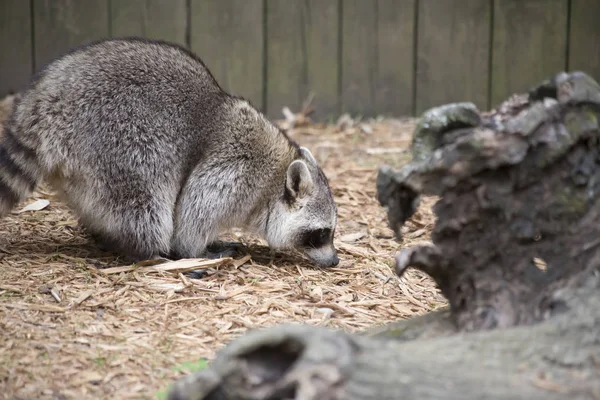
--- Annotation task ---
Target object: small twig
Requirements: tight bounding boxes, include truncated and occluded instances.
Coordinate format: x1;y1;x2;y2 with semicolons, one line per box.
50;287;62;303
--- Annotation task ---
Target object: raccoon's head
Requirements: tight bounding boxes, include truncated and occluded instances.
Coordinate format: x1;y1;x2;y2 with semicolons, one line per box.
265;147;339;267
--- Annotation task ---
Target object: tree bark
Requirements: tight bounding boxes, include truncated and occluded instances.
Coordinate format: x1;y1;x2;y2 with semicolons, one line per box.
167;71;600;400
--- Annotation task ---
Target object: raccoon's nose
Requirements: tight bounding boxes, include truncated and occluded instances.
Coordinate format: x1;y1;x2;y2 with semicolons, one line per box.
330;254;339;266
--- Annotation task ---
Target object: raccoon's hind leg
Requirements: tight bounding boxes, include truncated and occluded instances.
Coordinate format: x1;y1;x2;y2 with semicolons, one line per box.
85;228;130;257
60;181;175;262
0;123;43;216
84;207;174;262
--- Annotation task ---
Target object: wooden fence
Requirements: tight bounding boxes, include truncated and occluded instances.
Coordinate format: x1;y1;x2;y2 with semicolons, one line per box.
1;0;599;120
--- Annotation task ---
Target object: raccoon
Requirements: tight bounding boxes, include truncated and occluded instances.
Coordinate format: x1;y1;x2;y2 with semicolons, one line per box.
0;38;339;267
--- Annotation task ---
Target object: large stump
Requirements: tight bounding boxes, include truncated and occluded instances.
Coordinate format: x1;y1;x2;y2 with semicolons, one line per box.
167;72;600;400
377;71;600;332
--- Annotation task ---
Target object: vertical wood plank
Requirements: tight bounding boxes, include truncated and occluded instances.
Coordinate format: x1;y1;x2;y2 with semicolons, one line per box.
109;0;145;37
569;0;600;81
0;0;33;96
491;0;568;107
190;0;264;110
33;0;109;70
376;0;415;117
416;0;491;114
341;0;415;118
143;0;187;46
265;0;339;120
341;0;377;117
110;0;187;47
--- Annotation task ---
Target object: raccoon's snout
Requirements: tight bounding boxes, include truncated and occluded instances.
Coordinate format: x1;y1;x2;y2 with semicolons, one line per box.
312;252;339;268
296;227;339;267
304;245;339;268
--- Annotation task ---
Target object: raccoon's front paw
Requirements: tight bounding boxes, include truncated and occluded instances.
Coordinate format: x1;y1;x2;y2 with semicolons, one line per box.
185;269;209;279
204;241;247;259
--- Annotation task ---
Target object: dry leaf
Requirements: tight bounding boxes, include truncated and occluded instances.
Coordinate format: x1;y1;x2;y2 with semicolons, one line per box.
336;113;354;130
4;303;66;313
71;290;94;306
148;282;186;292
337;242;371;258
150;258;233;273
406;228;426;239
359;123;373;134
18;199;50;213
339;231;367;243
99;257;233;275
366;147;406;155
338;293;354;302
232;255;252;269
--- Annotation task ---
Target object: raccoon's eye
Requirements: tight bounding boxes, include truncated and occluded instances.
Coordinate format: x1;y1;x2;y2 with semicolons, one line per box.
301;228;332;248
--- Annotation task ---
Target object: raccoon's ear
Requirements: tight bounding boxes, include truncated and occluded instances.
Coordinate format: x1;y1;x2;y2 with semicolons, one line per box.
299;147;318;166
286;160;314;199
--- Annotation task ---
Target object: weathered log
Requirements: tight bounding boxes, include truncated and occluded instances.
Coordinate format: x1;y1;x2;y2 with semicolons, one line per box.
167;72;600;399
167;266;600;400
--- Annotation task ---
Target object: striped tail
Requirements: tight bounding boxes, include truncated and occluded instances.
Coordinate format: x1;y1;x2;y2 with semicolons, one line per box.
0;121;42;216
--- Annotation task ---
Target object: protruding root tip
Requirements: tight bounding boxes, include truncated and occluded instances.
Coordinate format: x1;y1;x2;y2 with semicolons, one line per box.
394;242;444;281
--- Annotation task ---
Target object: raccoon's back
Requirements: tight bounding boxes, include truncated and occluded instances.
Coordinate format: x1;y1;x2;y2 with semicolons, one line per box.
13;38;227;176
38;38;222;101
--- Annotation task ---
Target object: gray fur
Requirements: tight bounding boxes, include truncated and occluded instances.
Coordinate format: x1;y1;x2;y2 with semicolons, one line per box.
0;38;339;267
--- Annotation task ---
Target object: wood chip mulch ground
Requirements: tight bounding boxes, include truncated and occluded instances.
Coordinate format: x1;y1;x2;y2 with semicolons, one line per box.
0;106;445;399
